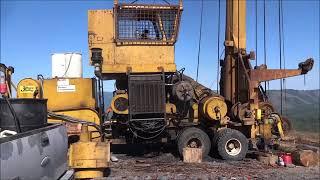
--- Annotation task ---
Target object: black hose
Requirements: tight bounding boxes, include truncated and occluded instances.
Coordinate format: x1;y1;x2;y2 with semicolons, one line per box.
47;111;102;135
37;74;44;98
128;118;167;140
2;95;21;133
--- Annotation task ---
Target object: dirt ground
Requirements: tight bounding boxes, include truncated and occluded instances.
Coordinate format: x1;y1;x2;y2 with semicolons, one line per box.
103;132;320;180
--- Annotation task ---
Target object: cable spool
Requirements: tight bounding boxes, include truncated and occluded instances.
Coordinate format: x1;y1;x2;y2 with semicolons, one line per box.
110;93;129;114
200;96;227;121
172;81;194;102
17;78;41;98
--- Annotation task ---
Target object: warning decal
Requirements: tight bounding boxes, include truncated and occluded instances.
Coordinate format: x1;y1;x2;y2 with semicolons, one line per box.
57;85;76;92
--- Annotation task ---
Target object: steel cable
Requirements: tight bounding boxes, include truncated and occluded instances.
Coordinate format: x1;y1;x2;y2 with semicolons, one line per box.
255;0;258;67
263;0;268;95
278;0;283;115
196;0;204;82
280;0;287;116
217;0;221;93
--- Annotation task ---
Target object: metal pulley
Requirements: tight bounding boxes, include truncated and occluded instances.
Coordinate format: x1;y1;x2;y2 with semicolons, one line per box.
110;93;129;114
172;81;194;102
200;96;227;121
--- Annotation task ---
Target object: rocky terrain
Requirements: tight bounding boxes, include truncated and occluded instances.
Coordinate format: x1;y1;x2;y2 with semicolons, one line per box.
102;132;320;180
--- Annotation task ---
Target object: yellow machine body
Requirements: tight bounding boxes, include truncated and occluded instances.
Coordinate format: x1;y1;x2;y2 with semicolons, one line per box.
88;3;182;76
42;78;96;111
17;78;100;136
258;124;272;140
18;78;96;111
69;125;110;179
48;109;100;138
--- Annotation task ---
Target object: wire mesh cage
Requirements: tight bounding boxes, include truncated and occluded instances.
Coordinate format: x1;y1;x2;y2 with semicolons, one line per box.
117;0;181;6
115;1;182;45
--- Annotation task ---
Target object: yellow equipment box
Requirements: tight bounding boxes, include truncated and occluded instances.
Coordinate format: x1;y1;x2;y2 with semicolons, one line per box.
17;78;96;111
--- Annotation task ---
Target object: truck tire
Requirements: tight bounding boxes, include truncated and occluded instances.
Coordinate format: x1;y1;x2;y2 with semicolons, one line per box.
177;127;211;157
212;128;231;149
216;128;248;161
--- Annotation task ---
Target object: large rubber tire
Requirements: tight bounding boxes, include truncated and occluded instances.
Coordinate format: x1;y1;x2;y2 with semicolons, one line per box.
212;129;224;150
216;128;248;161
177;127;211;157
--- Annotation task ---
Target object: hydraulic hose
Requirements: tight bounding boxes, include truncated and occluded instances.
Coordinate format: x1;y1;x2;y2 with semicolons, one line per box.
2;95;21;133
47;111;102;135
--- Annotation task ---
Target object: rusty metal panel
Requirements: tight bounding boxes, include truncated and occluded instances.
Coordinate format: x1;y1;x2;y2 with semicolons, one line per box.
250;69;302;82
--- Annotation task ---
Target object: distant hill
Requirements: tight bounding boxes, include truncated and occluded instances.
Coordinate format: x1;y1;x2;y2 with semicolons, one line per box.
267;89;319;133
104;89;319;132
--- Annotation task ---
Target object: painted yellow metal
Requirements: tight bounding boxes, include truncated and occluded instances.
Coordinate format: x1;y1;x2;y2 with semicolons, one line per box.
259;123;272;140
88;9;176;75
17;78;96;111
48;108;100;138
250;125;257;139
69;125;110;179
43;78;96;111
166;103;177;114
231;0;246;50
256;109;262;120
277;119;285;139
190;103;199;123
110;93;129;114
200;96;228;121
18;77;100;137
17;78;41;98
223;0;247;104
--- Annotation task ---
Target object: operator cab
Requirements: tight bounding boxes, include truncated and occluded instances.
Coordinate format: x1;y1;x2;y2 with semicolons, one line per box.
88;0;183;78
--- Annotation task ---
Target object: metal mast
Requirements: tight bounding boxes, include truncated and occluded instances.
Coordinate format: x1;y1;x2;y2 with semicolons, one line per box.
221;0;247;105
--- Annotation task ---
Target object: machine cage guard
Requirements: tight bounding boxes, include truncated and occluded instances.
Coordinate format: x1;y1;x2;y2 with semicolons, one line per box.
114;3;182;45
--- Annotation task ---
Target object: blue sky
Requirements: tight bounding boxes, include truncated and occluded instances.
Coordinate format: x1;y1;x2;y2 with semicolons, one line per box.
1;0;319;92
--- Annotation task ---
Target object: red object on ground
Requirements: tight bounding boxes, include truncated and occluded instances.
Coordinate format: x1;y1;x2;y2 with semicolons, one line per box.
0;76;7;94
281;153;293;166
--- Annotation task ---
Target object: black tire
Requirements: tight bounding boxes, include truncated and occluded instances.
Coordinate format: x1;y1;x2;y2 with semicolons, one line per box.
177;127;211;157
216;128;248;161
211;129;228;157
212;128;232;149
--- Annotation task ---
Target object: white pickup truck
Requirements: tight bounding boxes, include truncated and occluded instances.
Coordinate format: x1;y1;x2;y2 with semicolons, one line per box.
0;123;72;180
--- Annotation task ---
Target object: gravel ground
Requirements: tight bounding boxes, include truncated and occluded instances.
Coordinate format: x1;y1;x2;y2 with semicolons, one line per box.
101;132;320;180
103;152;319;180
